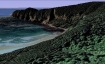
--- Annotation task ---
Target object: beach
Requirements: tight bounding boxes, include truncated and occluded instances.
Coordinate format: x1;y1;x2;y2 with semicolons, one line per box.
0;32;61;54
0;16;65;55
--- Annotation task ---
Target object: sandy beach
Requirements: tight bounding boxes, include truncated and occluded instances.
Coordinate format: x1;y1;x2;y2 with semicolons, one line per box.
0;32;61;54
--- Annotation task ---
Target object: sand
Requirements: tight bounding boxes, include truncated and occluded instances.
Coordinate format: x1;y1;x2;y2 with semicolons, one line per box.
0;32;60;54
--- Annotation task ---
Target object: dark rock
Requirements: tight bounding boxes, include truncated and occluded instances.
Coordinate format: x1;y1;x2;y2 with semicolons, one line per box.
11;2;104;28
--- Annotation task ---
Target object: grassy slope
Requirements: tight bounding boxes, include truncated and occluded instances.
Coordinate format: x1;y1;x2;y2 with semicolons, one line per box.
0;2;105;64
48;2;103;28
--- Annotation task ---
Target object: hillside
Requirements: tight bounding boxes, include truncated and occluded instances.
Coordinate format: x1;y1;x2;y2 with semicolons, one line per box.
11;2;103;28
0;1;105;64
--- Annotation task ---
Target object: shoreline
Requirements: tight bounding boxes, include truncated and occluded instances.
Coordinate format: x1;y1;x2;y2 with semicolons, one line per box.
0;16;66;55
0;16;66;32
40;23;66;32
0;32;62;54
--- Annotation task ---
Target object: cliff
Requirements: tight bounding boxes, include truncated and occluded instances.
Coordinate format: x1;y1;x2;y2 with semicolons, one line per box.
1;2;105;64
11;2;103;28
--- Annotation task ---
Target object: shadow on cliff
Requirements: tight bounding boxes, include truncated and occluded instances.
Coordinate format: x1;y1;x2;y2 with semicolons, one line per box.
11;2;103;29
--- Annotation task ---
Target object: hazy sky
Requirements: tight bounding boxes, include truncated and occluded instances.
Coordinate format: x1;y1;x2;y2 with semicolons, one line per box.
0;0;104;8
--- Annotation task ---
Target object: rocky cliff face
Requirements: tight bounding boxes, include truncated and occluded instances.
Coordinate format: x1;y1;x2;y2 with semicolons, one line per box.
11;2;103;27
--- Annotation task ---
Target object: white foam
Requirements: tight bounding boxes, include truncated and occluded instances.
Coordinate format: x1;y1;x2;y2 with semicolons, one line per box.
2;39;14;43
0;34;59;54
21;36;35;40
0;34;50;47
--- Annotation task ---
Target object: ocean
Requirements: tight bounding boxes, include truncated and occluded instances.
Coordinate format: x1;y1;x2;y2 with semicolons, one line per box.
0;8;54;49
0;23;53;45
0;8;43;17
0;8;25;16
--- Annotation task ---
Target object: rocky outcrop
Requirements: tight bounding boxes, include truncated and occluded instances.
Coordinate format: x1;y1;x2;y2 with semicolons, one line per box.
11;2;103;26
10;2;104;32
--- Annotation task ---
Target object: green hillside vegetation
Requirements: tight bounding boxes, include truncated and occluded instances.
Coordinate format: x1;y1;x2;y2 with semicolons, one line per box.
0;2;105;64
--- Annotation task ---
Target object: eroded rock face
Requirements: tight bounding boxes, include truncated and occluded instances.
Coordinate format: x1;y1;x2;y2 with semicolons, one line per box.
12;8;38;21
11;2;103;25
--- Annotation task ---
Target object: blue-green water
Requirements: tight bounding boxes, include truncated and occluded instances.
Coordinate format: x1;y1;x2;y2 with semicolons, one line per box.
0;9;55;54
0;23;53;46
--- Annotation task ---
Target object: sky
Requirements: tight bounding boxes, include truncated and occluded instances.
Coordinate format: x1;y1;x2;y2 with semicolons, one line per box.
0;0;104;8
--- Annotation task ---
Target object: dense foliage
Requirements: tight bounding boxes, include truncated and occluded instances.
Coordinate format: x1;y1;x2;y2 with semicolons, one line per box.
0;2;105;64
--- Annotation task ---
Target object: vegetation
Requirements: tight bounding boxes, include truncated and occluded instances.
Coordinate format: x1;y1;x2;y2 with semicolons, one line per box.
0;2;105;64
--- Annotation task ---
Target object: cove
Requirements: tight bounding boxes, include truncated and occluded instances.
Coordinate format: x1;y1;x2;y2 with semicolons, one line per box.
0;17;60;54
